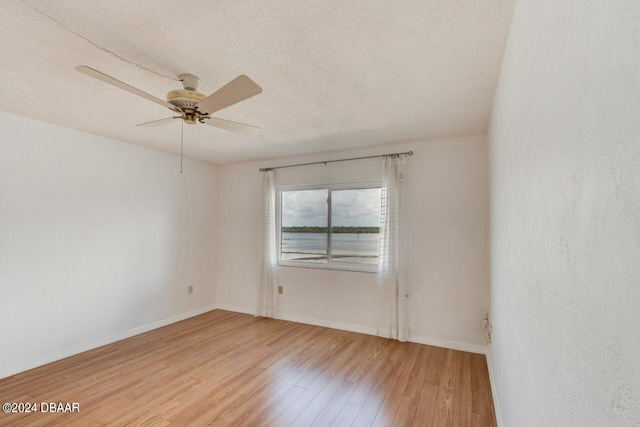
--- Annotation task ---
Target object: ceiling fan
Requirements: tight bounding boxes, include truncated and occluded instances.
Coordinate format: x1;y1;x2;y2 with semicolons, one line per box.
76;65;262;135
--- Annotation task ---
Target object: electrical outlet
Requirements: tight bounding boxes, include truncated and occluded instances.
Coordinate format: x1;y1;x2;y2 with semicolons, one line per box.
278;286;283;295
188;285;193;294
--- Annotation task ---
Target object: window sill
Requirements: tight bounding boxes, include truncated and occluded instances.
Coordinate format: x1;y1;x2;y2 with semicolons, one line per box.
277;260;378;273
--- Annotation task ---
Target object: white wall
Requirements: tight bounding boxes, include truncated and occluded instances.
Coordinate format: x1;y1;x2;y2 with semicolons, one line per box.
488;0;640;426
0;112;219;378
217;135;490;351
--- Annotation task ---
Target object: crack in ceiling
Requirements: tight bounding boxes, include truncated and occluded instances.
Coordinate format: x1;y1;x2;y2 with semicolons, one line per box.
23;1;178;82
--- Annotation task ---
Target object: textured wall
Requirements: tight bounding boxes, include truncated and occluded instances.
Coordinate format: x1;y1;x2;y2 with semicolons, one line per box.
488;0;640;426
0;113;219;378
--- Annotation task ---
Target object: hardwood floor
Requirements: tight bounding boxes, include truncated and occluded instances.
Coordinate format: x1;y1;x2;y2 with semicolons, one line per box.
0;310;496;426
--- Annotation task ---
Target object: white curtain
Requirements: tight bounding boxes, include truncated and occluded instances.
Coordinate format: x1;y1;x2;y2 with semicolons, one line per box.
257;170;277;318
377;155;408;341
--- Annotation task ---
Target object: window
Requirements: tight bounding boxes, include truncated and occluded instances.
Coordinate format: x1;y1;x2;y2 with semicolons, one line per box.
277;182;382;272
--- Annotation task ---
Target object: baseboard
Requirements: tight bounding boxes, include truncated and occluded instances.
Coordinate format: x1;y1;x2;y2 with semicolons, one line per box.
409;334;487;355
216;304;379;336
276;313;378;336
216;303;255;316
276;315;488;355
215;305;377;337
217;305;487;355
485;345;503;427
0;304;218;380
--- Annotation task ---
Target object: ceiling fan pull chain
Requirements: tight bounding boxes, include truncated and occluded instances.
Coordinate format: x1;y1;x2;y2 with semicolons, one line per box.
180;120;184;174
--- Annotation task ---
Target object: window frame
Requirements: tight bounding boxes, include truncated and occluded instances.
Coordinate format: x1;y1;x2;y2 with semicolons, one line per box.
276;181;382;273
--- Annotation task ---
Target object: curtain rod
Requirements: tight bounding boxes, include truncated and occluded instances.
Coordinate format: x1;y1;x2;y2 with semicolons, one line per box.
258;151;413;172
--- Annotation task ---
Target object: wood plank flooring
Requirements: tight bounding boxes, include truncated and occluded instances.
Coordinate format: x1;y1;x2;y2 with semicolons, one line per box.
0;310;495;426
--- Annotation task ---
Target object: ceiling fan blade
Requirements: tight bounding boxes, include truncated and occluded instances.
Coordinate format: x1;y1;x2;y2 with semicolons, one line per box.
196;75;262;115
203;116;261;135
76;66;176;110
136;117;181;127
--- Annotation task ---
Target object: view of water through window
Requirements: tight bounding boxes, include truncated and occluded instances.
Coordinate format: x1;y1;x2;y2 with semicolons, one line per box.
280;187;381;266
280;231;379;263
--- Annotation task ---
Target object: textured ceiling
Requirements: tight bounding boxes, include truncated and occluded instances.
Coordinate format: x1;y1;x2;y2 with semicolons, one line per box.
0;0;515;164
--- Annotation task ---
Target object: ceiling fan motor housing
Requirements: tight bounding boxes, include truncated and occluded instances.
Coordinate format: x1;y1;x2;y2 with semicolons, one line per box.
166;74;206;123
167;74;204;107
166;89;205;109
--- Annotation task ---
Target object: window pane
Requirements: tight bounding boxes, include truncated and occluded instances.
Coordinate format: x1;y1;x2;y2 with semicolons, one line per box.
330;188;382;264
281;189;328;263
